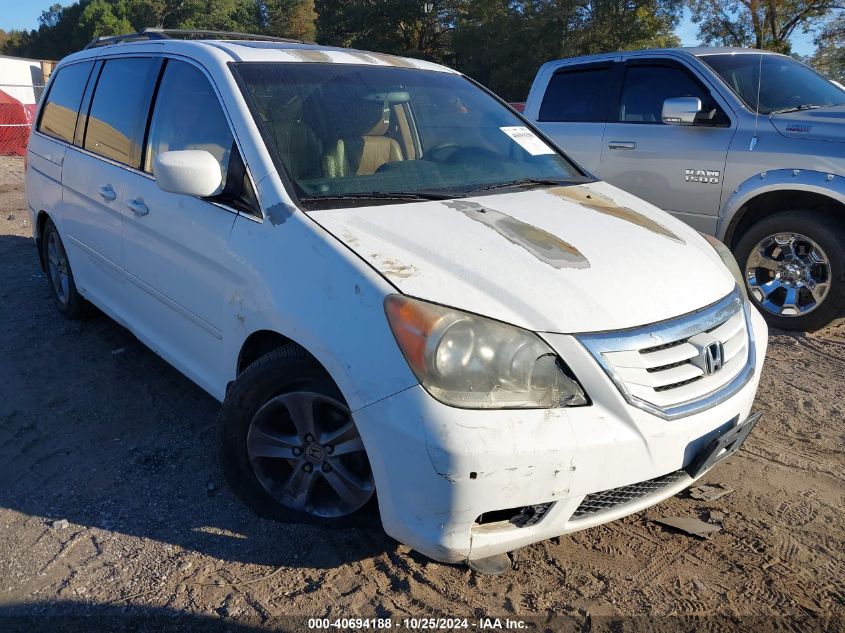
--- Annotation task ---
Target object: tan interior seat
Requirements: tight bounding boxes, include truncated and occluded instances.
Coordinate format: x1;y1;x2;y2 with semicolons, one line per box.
322;101;404;178
266;95;322;180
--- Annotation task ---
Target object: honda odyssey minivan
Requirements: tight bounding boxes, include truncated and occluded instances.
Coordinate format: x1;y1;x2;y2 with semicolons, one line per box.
26;29;767;568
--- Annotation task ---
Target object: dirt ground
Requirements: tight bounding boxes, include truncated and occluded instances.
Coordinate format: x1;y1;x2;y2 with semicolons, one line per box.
0;155;843;631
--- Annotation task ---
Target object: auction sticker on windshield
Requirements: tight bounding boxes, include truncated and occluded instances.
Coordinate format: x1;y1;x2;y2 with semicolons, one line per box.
499;126;555;155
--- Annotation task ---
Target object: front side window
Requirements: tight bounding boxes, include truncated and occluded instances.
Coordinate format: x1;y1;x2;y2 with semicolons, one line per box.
235;63;585;208
700;53;845;115
146;59;257;213
145;60;234;183
84;57;158;167
37;62;94;143
619;65;709;123
538;67;612;122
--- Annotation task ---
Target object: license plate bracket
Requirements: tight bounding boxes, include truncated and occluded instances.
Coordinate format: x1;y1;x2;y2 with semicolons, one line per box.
684;411;762;480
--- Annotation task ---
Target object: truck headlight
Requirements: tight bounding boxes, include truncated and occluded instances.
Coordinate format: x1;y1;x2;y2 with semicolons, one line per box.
700;233;748;301
384;295;587;409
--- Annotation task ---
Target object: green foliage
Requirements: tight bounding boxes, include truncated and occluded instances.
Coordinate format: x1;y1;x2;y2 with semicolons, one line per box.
0;0;315;59
687;0;839;53
264;0;317;41
317;0;683;99
813;12;845;80
1;0;685;99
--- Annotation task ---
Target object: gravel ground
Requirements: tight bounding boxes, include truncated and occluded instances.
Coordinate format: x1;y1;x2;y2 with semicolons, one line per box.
0;156;843;631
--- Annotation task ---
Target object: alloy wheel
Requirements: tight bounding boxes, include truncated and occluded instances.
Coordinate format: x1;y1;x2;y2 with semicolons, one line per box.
745;232;831;317
246;391;374;518
47;231;70;305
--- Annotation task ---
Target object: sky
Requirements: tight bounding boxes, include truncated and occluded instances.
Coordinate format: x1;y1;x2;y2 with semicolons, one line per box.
0;1;817;57
1;1;75;32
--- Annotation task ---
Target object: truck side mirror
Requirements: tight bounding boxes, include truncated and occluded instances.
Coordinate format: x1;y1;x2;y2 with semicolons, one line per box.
662;97;703;126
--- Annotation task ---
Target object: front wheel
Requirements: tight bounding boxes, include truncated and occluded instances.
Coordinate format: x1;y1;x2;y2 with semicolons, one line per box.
219;345;377;525
734;210;845;331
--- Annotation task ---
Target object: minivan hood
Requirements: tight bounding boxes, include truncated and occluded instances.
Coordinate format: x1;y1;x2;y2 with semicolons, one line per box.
771;105;845;143
309;182;735;333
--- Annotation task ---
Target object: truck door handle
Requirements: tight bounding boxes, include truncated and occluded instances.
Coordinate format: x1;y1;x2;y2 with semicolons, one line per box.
98;185;116;202
608;141;637;150
127;199;149;216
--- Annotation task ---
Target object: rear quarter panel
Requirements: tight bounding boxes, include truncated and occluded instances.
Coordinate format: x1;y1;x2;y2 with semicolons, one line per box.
25;132;65;240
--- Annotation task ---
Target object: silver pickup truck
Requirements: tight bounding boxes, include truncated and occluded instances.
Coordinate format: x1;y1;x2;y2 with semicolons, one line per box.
523;47;845;331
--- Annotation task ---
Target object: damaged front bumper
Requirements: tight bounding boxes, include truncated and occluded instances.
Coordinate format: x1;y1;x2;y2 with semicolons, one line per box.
351;306;768;563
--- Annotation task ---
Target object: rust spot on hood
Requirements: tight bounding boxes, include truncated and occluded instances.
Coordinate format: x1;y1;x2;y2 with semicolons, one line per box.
443;201;589;270
545;186;684;243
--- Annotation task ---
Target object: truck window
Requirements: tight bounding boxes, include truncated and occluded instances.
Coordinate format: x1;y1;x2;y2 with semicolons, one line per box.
700;53;845;115
619;65;708;123
538;67;612;122
37;62;94;144
84;57;159;168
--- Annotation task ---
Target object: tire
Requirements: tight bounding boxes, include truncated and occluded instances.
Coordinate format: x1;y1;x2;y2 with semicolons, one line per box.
734;210;845;332
41;219;88;319
218;344;378;527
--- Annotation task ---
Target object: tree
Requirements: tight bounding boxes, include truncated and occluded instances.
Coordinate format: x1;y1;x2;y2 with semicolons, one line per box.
812;12;845;79
3;0;684;100
79;0;134;39
264;0;317;41
687;0;843;53
561;0;682;57
316;0;453;58
316;0;683;100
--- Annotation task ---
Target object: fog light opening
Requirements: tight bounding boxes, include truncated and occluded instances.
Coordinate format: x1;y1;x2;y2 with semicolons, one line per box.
474;502;554;528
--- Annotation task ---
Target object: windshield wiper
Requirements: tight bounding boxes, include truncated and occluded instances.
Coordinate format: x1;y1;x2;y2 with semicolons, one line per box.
770;104;824;114
300;190;460;203
465;177;587;194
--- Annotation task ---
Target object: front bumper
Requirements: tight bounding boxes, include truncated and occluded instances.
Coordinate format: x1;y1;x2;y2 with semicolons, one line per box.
352;306;768;563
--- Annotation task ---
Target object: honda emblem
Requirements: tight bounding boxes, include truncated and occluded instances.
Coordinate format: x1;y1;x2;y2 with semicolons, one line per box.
703;341;724;375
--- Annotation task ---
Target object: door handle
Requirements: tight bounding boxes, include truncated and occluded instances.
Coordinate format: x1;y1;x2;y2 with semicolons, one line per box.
608;141;637;150
98;185;116;202
127;199;149;216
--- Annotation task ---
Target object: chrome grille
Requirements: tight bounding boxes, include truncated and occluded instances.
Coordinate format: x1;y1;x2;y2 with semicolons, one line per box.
577;288;755;420
570;470;689;520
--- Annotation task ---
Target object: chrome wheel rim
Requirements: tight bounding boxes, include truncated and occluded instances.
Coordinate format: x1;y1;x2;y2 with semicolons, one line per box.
47;231;70;305
745;232;831;317
247;391;374;518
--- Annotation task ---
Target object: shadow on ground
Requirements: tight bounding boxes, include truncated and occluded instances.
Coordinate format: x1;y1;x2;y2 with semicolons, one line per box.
0;601;280;632
0;233;390;568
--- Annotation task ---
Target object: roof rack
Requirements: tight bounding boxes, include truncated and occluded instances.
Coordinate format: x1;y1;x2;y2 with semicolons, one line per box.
83;27;308;50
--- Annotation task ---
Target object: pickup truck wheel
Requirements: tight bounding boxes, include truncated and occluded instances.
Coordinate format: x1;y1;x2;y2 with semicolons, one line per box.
219;345;377;526
735;210;845;331
41;219;88;319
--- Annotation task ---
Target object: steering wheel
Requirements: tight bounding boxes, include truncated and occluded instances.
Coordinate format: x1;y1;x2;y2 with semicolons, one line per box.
421;142;461;163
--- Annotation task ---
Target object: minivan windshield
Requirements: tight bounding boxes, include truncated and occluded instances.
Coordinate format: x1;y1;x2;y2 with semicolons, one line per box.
699;53;845;115
234;63;585;208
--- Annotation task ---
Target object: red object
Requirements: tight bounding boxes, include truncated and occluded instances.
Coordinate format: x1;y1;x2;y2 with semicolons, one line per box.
509;102;526;113
0;90;35;156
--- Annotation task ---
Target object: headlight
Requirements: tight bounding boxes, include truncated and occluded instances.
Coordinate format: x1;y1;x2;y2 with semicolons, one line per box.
384;295;587;409
700;233;748;301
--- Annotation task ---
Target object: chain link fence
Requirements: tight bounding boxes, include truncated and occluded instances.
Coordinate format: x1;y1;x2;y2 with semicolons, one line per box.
0;84;45;156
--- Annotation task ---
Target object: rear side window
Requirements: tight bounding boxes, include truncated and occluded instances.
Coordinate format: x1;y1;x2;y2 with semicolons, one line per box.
145;60;234;184
619;65;708;123
538;67;612;122
38;62;94;143
84;57;159;167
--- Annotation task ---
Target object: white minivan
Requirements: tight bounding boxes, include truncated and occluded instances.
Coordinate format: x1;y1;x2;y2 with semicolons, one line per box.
26;29;767;569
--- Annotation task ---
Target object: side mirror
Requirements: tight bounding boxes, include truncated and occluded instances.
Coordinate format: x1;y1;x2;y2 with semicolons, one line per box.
662;97;703;126
153;150;223;197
